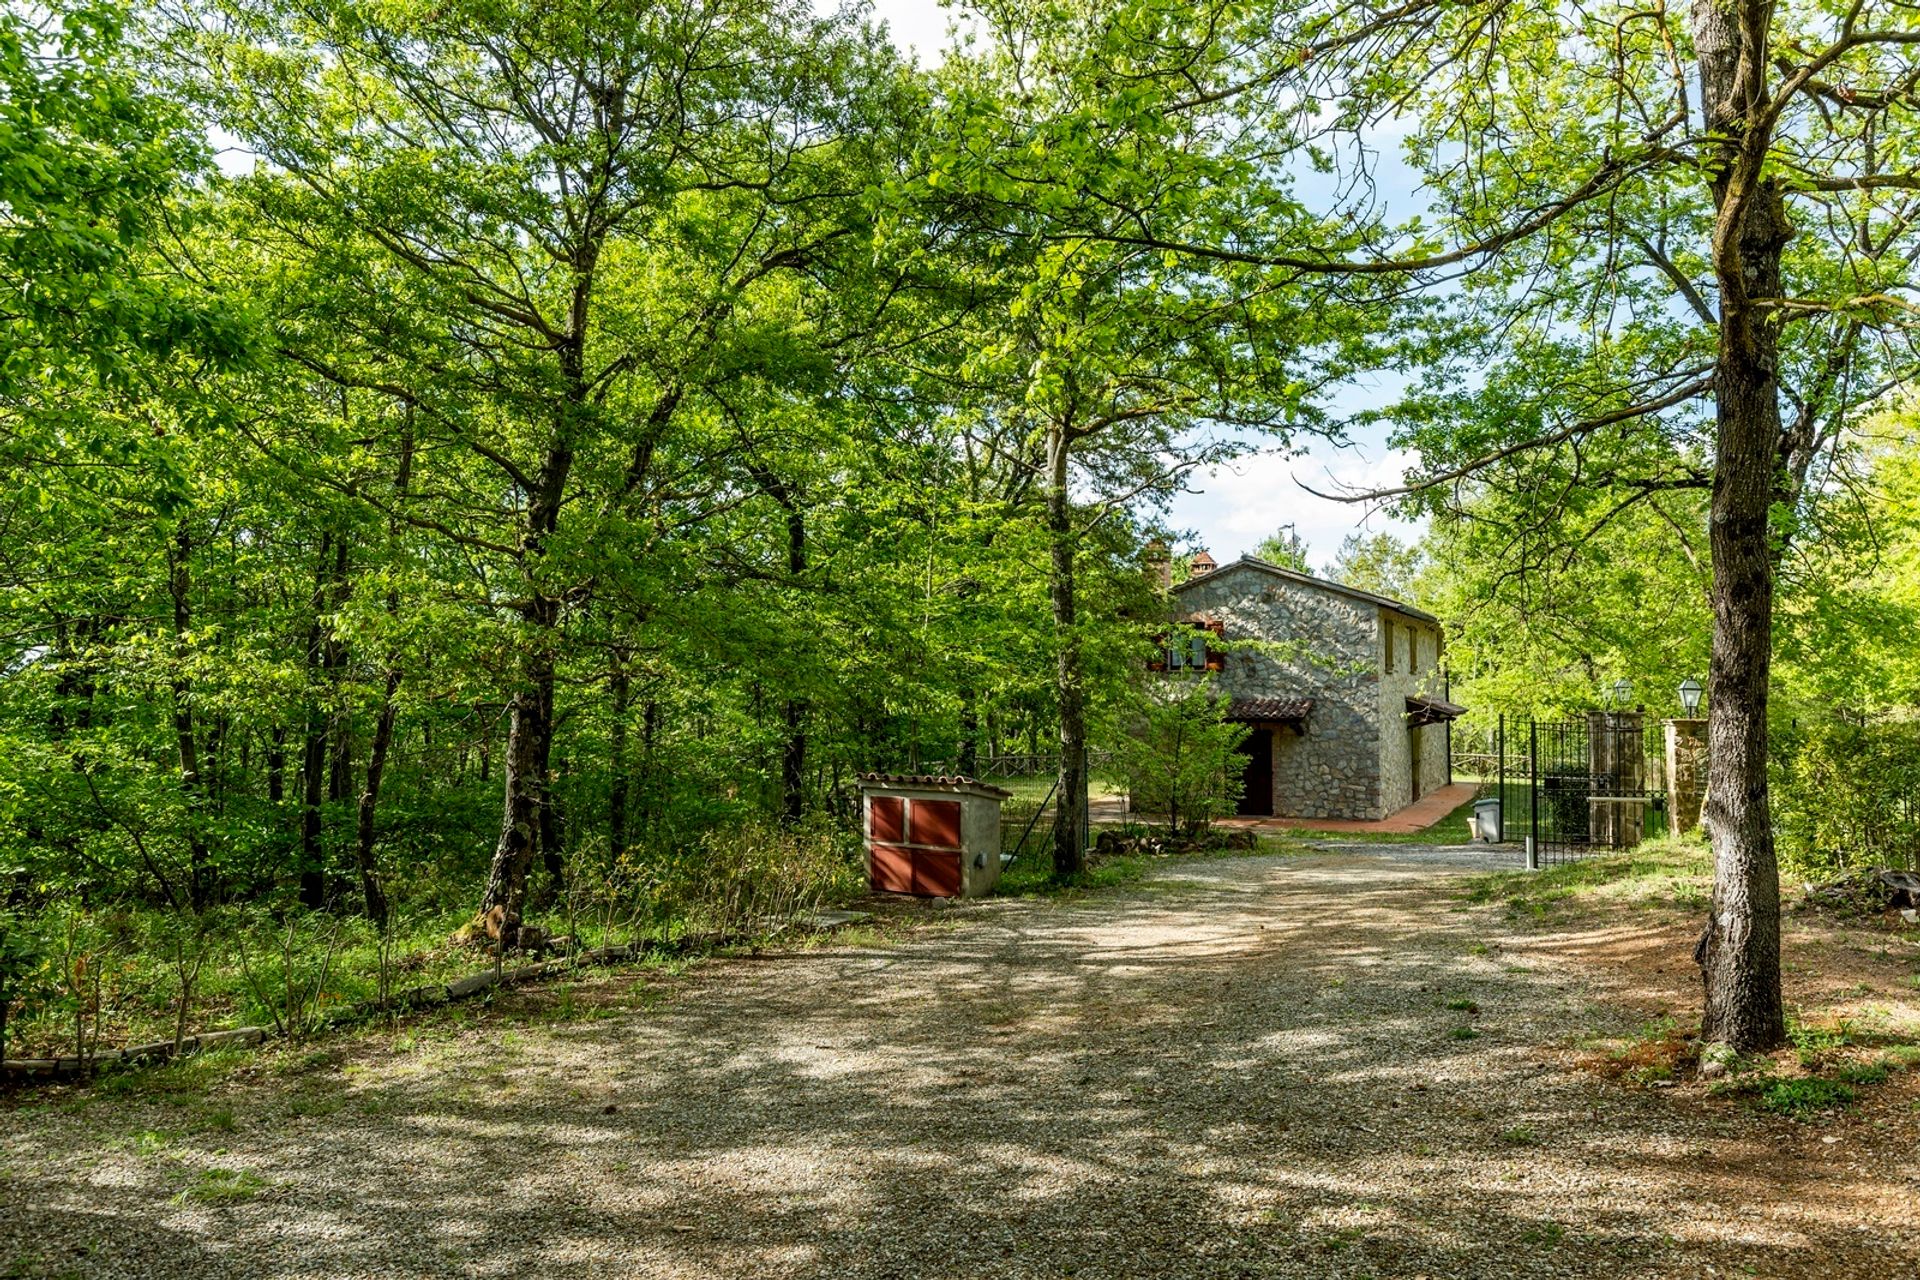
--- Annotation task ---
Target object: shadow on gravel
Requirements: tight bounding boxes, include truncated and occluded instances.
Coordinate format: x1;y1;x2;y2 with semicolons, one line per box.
1;851;1911;1279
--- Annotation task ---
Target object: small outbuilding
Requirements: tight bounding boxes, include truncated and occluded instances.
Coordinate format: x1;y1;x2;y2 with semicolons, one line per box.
857;773;1011;899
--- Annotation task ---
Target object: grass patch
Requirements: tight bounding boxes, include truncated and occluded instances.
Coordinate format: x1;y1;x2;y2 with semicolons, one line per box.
1516;1221;1565;1247
1458;836;1710;919
1449;1025;1480;1041
175;1166;269;1205
1836;1060;1890;1086
1760;1077;1855;1118
1788;1016;1860;1068
1588;1015;1699;1086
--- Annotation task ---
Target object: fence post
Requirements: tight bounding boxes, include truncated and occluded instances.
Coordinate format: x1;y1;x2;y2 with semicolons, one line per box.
1497;712;1506;843
1528;719;1541;871
1081;743;1092;853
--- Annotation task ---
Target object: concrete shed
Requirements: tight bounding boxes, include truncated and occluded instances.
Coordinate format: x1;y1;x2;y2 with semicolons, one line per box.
857;773;1011;898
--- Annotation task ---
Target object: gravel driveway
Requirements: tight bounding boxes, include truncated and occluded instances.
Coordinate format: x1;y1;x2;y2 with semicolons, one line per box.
2;847;1914;1279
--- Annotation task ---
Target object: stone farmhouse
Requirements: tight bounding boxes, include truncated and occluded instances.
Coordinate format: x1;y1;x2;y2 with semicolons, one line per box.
1164;552;1464;822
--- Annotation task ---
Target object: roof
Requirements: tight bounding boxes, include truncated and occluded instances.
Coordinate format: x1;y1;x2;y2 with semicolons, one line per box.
1174;554;1439;624
856;772;1014;799
1405;694;1468;725
1223;697;1314;725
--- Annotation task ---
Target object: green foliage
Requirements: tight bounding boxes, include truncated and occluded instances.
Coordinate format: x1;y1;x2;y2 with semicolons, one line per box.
1325;532;1422;600
1254;525;1312;573
1773;719;1920;877
1760;1077;1855;1119
1107;677;1244;838
648;818;863;940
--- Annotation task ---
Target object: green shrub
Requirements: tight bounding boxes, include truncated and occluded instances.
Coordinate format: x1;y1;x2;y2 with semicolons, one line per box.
1106;677;1243;838
1773;719;1920;878
650;816;862;939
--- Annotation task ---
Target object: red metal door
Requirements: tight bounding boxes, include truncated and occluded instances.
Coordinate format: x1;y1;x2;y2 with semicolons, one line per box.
911;850;963;897
908;799;964;897
868;795;967;897
910;799;962;848
871;795;905;841
868;797;913;893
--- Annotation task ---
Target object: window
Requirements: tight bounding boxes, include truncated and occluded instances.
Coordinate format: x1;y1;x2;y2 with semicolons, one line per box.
1384;622;1395;673
1166;630;1206;670
1157;623;1222;673
1409;625;1419;673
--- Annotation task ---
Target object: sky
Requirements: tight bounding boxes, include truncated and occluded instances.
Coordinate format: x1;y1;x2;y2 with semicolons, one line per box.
859;0;1427;571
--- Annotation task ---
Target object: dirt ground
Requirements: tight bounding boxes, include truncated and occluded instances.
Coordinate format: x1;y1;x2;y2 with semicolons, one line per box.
2;846;1917;1280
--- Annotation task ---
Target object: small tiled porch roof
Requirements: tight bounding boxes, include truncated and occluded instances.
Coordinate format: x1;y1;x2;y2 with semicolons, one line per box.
856;773;1013;799
1224;697;1313;727
1405;694;1468;726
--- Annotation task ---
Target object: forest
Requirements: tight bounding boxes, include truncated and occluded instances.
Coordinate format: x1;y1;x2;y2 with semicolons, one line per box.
2;0;1918;1069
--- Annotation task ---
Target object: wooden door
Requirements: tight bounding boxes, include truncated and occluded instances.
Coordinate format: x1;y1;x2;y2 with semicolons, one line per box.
1236;730;1273;816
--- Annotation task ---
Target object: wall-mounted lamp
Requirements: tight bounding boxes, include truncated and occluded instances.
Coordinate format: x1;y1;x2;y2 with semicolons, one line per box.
1678;677;1703;716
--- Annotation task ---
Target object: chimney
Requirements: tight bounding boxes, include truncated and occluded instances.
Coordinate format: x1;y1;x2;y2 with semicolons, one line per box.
1143;540;1171;594
1189;550;1217;578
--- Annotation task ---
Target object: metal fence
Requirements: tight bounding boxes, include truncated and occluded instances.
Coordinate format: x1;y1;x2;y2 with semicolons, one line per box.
1467;714;1668;866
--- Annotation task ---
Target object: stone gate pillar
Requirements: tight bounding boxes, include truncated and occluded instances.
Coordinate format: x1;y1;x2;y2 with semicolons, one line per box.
1664;718;1708;836
1587;709;1646;847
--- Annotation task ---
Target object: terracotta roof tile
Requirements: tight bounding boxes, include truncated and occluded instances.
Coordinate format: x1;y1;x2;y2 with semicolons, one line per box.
1405;694;1468;723
856;772;1014;799
1224;697;1313;724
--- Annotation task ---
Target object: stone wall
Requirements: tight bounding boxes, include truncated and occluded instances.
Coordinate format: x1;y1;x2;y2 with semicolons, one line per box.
1376;613;1454;814
1175;563;1383;820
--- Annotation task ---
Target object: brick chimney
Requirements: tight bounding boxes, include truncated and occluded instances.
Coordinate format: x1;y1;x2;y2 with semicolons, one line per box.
1143;540;1172;593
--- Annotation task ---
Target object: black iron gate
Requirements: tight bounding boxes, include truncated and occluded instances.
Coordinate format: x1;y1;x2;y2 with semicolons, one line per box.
1524;714;1666;865
1468;713;1668;865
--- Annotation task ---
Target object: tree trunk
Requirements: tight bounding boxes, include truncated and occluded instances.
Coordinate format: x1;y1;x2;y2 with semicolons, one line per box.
608;652;630;861
166;524;213;910
353;423;411;930
267;726;286;806
473;273;588;938
1045;422;1088;877
478;638;554;939
1693;0;1788;1053
355;676;395;929
298;533;331;909
958;688;980;778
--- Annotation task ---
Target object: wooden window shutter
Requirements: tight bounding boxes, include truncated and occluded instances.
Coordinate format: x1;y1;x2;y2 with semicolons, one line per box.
1205;621;1226;671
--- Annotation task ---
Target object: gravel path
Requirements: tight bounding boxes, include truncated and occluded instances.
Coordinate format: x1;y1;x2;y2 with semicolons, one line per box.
2;848;1915;1279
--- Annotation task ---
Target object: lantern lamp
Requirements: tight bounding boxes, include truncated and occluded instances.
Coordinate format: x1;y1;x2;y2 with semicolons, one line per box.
1678;677;1703;715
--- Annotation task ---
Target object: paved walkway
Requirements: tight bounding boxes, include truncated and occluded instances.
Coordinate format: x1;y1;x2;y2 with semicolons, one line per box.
1218;781;1479;834
1092;782;1479;835
3;846;1912;1279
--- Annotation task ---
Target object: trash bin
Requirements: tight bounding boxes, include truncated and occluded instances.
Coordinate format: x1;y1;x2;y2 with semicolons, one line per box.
1472;798;1502;843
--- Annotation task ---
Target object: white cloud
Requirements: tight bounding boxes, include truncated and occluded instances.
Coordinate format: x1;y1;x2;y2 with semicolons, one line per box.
850;0;966;60
1166;436;1424;569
